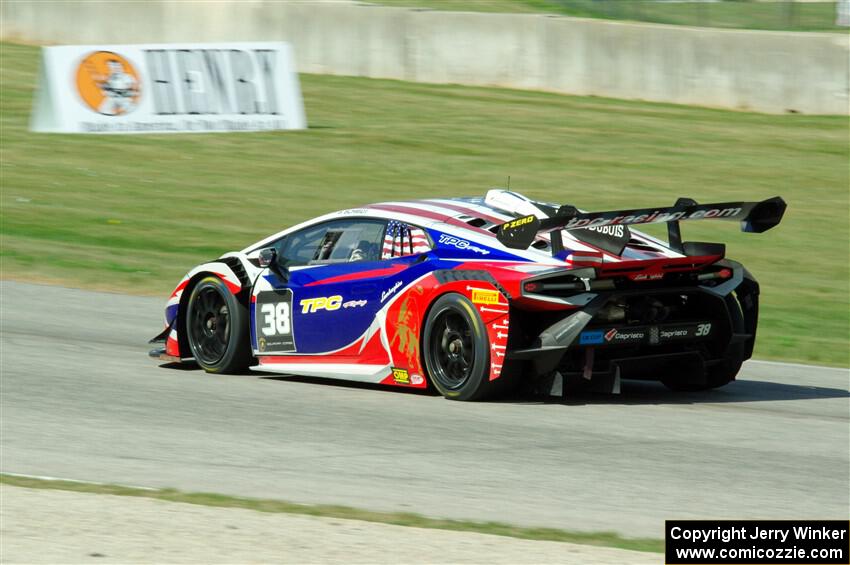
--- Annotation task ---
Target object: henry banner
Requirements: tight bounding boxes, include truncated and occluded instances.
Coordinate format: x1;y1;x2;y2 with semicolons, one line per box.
30;42;306;134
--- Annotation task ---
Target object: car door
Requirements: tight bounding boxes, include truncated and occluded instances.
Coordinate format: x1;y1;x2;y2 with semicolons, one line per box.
250;217;432;358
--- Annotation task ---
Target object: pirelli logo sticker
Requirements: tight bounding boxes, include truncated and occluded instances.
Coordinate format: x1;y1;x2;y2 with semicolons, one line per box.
471;289;501;305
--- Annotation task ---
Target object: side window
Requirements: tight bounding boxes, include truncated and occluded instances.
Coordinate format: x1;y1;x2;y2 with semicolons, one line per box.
278;219;386;267
381;220;432;260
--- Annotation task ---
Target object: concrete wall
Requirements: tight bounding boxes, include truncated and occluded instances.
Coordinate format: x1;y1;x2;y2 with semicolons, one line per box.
2;1;847;114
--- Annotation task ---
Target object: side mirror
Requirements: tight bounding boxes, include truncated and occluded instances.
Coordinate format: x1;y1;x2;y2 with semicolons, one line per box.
258;247;276;268
258;248;288;281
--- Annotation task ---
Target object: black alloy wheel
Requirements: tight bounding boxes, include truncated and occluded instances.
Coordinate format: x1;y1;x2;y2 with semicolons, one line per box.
423;293;493;401
431;309;475;389
186;276;250;373
662;295;745;391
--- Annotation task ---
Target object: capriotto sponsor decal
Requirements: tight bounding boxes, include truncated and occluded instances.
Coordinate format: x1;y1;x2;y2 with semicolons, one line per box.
604;328;646;343
471;288;500;305
585;323;712;347
76;51;141;116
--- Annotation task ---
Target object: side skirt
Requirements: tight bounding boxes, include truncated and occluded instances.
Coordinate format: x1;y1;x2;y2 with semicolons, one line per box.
251;362;391;384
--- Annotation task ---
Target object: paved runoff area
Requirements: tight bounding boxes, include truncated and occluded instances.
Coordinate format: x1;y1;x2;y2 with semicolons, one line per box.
2;281;848;546
0;485;656;564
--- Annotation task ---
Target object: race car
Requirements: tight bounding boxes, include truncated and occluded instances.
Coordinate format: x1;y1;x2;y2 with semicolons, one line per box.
149;189;786;400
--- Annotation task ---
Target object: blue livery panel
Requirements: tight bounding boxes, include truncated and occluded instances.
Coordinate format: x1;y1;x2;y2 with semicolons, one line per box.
427;228;530;262
252;255;450;354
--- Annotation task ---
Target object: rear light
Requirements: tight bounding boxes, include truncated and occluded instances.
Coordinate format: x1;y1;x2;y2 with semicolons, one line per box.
521;268;603;297
697;268;734;281
523;279;605;293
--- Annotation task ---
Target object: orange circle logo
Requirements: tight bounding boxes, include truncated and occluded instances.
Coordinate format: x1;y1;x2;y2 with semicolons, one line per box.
75;51;141;116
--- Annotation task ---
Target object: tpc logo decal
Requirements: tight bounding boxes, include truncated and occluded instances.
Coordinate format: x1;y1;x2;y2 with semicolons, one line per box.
75;51;141;116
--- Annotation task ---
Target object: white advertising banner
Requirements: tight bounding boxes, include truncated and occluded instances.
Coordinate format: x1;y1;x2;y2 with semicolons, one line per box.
30;42;306;134
839;0;850;27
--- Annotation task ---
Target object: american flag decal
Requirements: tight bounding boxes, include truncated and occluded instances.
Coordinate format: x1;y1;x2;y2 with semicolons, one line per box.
382;220;431;259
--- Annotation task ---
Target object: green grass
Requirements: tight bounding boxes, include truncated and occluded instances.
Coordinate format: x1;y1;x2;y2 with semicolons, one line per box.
1;42;847;366
0;474;664;553
374;0;848;32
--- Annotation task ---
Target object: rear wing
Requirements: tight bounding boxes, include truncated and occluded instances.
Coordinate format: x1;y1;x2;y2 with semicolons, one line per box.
496;196;787;252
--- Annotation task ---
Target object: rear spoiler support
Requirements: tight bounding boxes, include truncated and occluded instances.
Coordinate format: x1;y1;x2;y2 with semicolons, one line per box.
497;196;787;252
667;197;697;254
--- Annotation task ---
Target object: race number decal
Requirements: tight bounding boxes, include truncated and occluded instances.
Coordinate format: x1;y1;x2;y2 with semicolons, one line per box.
255;290;296;353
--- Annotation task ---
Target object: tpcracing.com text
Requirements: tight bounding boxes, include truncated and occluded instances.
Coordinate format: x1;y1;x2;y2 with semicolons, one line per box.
565;205;744;229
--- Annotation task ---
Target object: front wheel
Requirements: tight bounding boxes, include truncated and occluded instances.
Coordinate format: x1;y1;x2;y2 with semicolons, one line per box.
422;293;494;401
186;276;251;373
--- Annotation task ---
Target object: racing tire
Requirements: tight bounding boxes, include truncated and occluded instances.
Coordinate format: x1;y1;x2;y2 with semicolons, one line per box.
662;295;745;392
186;276;251;374
422;293;495;401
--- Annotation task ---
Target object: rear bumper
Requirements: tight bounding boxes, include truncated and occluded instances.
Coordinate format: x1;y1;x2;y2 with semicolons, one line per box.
537;350;727;396
507;260;759;383
561;350;724;385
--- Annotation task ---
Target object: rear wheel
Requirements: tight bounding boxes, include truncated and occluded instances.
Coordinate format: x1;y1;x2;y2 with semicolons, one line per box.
186;276;251;373
422;293;493;401
663;295;745;391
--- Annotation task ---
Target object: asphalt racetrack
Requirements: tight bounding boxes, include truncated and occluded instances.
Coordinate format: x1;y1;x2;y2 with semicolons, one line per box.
2;281;848;538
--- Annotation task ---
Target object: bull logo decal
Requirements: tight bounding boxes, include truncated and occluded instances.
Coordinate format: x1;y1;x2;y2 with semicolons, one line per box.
390;285;424;369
